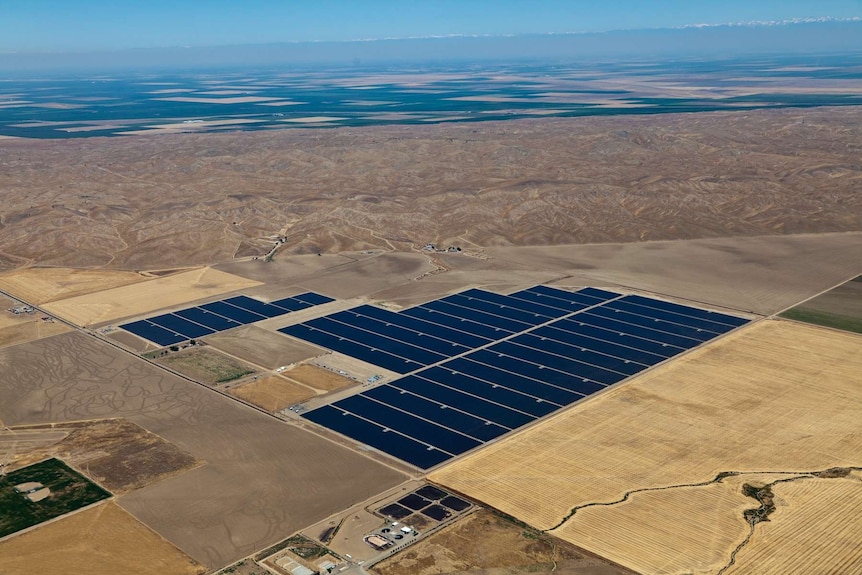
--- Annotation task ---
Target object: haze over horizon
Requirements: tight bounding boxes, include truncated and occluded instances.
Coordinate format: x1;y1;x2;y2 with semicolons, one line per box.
1;0;861;73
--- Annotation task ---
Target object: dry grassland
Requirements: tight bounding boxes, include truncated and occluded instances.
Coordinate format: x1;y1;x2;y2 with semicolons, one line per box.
0;320;71;350
205;325;322;369
430;320;862;573
42;267;261;326
374;508;632;575
725;476;862;575
0;501;205;575
0;267;148;304
285;364;353;392
157;347;256;385
555;473;797;575
228;375;315;411
4;419;200;495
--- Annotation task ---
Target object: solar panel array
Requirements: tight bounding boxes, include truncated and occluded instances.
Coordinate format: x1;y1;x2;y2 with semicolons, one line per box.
121;292;333;346
293;286;748;469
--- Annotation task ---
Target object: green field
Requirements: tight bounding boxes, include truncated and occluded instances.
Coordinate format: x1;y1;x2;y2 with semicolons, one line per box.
0;458;111;538
779;307;862;335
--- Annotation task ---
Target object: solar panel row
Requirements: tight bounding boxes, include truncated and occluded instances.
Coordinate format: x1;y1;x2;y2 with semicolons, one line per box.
298;286;749;469
279;286;617;373
121;292;333;346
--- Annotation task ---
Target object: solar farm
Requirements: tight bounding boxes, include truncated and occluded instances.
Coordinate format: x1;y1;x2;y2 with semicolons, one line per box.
120;292;333;346
285;285;749;469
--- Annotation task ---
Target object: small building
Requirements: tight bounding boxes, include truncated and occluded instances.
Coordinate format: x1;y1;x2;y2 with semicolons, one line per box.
14;482;50;502
365;534;391;550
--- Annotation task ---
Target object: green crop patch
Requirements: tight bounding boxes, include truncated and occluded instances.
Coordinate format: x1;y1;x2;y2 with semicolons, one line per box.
0;458;111;538
780;307;862;335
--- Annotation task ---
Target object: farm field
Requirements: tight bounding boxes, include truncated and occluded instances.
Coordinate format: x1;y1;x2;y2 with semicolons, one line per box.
42;267;261;326
228;374;315;412
430;320;862;574
0;457;111;538
2;419;200;494
205;324;322;369
156;346;256;385
285;363;354;392
373;508;633;575
0;267;148;305
780;274;862;334
0;332;405;568
725;474;862;575
0;318;71;350
0;501;206;575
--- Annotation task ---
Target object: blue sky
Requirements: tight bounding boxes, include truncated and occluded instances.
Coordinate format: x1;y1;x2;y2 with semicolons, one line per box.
1;0;860;52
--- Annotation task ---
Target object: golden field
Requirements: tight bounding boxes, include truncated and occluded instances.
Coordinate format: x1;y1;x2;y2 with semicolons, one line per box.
41;267;261;326
0;502;205;575
431;320;862;574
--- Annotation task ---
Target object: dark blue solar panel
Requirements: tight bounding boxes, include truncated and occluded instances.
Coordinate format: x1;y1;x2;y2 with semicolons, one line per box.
579;287;622;301
507;289;590;313
328;312;471;357
200;301;266;324
421;300;529;333
292;292;335;305
351;305;492;349
174;307;242;332
528;325;669;365
442;294;548;326
298;285;749;469
304;317;446;365
303;405;451;469
223;295;288;318
441;358;581;406
420;365;564;416
609;298;739;333
403;375;538;426
546;320;681;358
467;348;617;390
363;385;509;442
508;335;647;376
623;294;748;327
402;306;509;340
335;394;482;455
460;288;569;319
578;311;703;348
149;314;216;339
587;306;719;341
530;285;616;305
120;320;187;346
269;297;313;312
279;324;422;373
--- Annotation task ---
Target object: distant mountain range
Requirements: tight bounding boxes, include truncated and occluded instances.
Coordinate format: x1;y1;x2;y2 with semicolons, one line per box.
3;19;861;73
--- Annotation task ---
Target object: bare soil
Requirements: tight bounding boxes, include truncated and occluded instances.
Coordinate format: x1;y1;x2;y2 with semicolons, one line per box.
286;364;354;392
157;346;257;385
205;324;322;369
0;332;405;568
4;418;201;495
0;501;206;575
1;107;861;271
0;319;71;350
228;375;316;412
373;509;633;575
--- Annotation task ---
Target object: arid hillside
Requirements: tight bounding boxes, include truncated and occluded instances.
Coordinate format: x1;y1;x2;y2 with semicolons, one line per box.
1;106;860;270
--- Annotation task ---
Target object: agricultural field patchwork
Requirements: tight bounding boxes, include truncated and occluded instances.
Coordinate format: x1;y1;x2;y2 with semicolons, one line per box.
780;275;862;334
0;458;111;538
